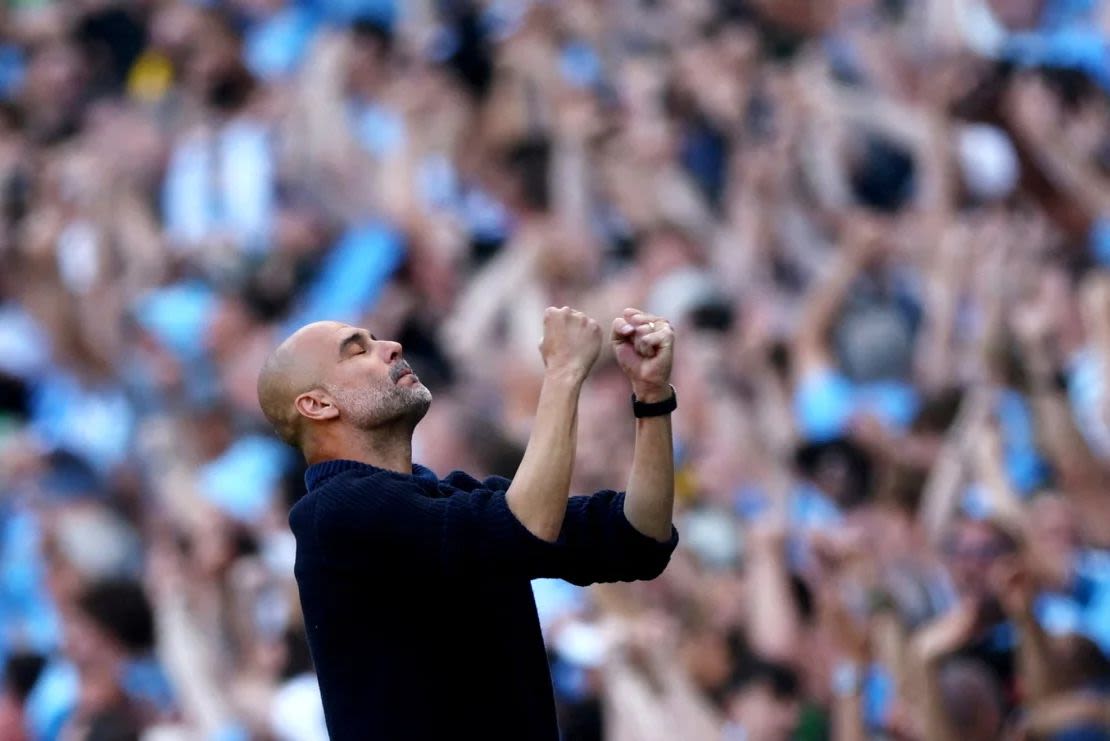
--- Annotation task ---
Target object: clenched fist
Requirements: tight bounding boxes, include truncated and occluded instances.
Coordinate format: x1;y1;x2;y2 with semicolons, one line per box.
539;306;602;382
611;308;674;402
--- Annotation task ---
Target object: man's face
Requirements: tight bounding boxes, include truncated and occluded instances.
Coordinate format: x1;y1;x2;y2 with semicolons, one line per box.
1027;495;1081;586
316;324;432;431
943;521;1010;597
1028;495;1080;555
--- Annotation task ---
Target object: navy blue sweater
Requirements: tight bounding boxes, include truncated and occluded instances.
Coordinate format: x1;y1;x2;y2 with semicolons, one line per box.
289;459;679;740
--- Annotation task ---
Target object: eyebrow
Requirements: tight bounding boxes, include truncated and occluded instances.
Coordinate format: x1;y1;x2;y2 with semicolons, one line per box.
338;330;377;356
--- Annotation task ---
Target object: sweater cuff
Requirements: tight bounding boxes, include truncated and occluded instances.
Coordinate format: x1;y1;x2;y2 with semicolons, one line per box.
611;493;680;569
487;490;561;547
616;501;680;549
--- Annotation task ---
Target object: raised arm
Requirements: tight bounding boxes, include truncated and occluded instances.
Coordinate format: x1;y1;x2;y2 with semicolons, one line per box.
916;224;967;392
506;306;602;541
792;219;880;380
1005;75;1110;223
920;388;991;545
910;600;982;741
746;522;803;665
1015;277;1110;539
969;420;1027;535
991;556;1059;705
145;542;235;737
610;308;677;542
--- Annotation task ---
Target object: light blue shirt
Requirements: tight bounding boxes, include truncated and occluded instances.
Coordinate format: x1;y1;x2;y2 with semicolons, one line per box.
243;4;320;81
1068;348;1110;461
198;435;293;522
282;222;406;334
24;659;77;741
163;120;275;253
793;367;919;443
30;373;134;473
1036;549;1110;654
0;509;60;661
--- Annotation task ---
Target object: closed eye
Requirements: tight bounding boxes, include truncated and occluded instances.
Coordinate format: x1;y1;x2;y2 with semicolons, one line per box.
339;332;370;358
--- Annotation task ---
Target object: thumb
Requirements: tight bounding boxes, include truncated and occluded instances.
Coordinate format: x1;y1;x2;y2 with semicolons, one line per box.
611;316;635;343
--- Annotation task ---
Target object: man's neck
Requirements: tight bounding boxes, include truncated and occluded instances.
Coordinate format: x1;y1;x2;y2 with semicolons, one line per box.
306;425;415;475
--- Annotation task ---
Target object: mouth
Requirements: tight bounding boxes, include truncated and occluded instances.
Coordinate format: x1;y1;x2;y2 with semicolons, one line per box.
391;362;415;384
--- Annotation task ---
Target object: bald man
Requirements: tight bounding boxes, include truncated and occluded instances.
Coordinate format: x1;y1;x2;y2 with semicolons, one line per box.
258;307;680;740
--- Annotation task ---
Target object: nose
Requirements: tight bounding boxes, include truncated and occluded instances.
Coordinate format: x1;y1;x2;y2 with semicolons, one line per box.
379;340;402;363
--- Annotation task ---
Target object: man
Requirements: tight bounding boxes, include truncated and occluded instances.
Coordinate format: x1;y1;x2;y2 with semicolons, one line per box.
256;307;680;740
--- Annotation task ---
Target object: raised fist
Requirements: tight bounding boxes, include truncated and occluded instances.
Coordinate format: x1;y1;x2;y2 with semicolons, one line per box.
539;307;602;382
610;308;675;402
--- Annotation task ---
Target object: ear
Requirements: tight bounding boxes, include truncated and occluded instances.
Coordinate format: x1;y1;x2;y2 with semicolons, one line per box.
294;390;339;422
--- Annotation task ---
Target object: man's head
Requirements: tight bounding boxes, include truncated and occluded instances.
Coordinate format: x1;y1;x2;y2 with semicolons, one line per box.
942;517;1018;599
1026;491;1082;588
939;659;1004;741
1027;491;1081;554
723;657;802;741
257;322;432;454
68;578;155;666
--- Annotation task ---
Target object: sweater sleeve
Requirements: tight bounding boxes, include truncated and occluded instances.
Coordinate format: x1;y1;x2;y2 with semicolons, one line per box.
448;474;678;585
312;472;677;585
535;489;679;586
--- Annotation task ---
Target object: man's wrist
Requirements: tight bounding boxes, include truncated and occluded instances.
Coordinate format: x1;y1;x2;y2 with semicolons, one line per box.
631;384;677;418
631;383;673;404
544;367;587;390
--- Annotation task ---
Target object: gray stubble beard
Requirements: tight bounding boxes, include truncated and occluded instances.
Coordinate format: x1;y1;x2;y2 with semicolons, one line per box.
329;379;433;431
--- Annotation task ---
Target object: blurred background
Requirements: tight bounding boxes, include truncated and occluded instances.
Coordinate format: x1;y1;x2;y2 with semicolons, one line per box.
1;0;1110;739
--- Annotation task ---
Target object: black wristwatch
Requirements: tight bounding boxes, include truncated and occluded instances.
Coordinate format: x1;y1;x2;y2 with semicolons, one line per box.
631;386;677;418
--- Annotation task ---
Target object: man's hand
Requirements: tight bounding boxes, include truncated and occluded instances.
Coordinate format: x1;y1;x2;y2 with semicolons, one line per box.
990;555;1037;620
540;306;602;383
611;308;674;402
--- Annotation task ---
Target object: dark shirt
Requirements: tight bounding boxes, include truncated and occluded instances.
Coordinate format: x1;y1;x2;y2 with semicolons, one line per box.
290;459;679;741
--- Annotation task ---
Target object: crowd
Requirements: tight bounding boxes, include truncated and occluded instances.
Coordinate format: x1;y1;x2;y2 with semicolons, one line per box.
1;0;1110;739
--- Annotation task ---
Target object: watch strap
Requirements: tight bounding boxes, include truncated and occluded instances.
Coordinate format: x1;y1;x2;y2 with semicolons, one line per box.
631;386;677;418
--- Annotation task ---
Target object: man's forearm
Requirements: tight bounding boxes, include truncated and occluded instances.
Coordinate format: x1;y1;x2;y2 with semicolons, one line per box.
1014;609;1057;704
506;372;582;542
917;653;961;741
831;689;866;741
623;399;675;542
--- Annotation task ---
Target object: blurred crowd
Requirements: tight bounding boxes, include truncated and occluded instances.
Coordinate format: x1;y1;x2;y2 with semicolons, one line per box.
2;0;1110;739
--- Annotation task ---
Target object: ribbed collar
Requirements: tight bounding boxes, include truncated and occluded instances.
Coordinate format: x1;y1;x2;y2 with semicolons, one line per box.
304;459;438;491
